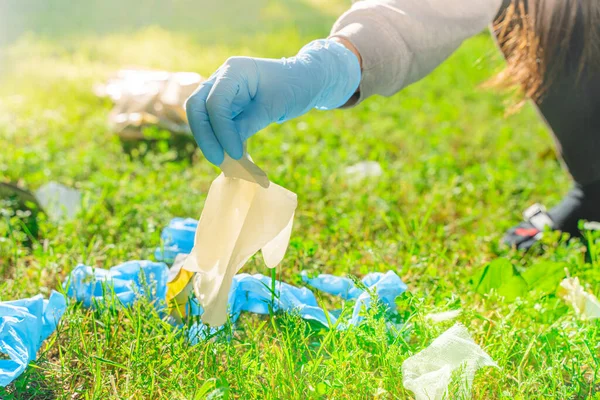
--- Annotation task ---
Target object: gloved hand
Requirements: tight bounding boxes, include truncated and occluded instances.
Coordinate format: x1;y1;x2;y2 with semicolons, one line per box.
185;39;361;165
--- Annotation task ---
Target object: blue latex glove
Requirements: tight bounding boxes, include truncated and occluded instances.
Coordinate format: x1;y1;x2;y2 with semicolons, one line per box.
154;217;198;262
65;261;169;308
0;291;66;387
185;39;361;165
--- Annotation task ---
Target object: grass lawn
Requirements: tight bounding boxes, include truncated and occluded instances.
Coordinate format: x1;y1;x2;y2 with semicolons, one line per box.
1;0;599;398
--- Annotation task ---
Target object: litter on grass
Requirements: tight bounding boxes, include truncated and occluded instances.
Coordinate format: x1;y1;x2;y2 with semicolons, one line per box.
558;277;600;320
157;217;407;327
301;271;407;326
63;259;406;332
344;161;383;183
425;309;462;323
402;323;498;400
155;218;198;262
178;153;297;326
65;260;169;308
95;69;203;140
3;249;407;385
0;292;66;387
35;182;81;222
583;221;600;231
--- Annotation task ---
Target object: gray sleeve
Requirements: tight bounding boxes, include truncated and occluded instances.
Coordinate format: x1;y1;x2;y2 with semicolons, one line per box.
329;0;504;107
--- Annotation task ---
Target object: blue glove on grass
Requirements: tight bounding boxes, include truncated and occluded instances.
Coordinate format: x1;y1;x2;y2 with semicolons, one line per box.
185;39;361;165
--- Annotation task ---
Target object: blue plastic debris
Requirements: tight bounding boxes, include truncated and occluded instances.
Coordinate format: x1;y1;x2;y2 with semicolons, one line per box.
300;272;364;300
63;258;406;338
154;218;197;262
65;260;169;308
170;273;336;344
230;274;332;325
302;271;408;325
186;271;407;343
0;291;66;387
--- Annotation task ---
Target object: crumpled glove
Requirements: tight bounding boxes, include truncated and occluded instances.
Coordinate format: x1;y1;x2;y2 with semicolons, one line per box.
185;39;361;165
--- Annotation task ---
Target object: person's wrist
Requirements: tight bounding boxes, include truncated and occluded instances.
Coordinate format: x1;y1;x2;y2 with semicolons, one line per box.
297;39;361;110
329;36;362;69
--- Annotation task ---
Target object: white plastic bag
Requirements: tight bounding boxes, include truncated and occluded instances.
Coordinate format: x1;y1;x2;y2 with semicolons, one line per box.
402;323;498;400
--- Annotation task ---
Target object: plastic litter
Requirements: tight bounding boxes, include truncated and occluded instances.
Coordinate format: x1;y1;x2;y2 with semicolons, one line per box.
181;154;297;326
301;271;408;325
402;323;498;400
229;274;331;325
228;271;407;328
155;218;198;262
583;221;600;231
64;257;406;331
65;261;169;308
425;309;462;323
181;273;338;343
160;218;408;326
94;69;203;139
344;161;383;183
0;291;66;387
35;182;81;222
166;254;196;323
175;271;407;330
300;271;364;299
558;277;600;320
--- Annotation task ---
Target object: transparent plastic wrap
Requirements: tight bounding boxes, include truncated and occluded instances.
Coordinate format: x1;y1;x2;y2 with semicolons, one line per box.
95;69;203;139
402;323;498;400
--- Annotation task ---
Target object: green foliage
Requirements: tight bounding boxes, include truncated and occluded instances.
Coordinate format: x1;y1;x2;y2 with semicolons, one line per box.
473;258;528;301
1;0;600;398
473;259;567;301
521;261;566;296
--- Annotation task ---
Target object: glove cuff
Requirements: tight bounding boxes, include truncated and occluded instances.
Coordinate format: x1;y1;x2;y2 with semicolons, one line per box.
297;39;361;110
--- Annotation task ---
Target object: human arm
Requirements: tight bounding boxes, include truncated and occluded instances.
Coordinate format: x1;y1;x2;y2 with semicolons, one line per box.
185;40;361;165
186;0;504;165
328;0;505;107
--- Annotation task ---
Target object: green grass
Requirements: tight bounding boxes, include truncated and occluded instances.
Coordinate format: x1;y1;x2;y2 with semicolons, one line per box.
1;0;599;398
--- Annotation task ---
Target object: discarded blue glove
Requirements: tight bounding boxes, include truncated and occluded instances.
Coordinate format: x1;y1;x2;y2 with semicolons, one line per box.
187;273;334;343
229;274;331;325
154;218;198;262
300;271;364;300
186;271;407;343
186;39;361;165
0;291;66;387
62;256;406;345
65;261;169;308
301;271;408;325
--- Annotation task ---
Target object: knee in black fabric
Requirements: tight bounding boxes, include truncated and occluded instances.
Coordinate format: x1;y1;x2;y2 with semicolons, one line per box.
548;180;600;236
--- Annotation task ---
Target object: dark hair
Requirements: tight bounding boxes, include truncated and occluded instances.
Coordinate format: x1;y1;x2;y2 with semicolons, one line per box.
491;0;600;104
